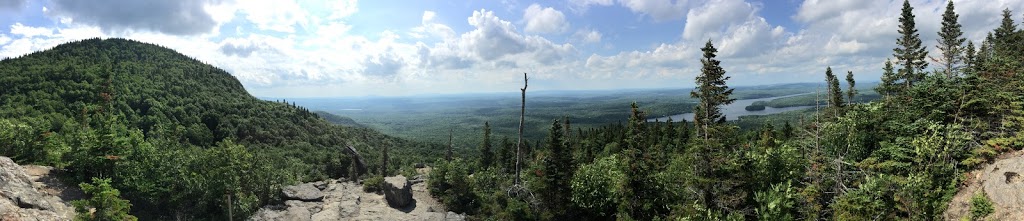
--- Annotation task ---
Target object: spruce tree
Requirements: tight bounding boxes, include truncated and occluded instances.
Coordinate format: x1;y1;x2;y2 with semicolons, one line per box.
691;40;735;142
479;122;493;169
965;41;976;74
894;0;928;88
994;8;1017;41
936;0;965;77
846;70;856;105
542;119;571;218
825;67;844;108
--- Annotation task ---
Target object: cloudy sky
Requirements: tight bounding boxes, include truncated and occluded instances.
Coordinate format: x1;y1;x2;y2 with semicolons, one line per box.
0;0;1021;97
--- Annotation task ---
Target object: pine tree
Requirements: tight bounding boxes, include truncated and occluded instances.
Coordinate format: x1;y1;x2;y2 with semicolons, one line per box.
936;0;965;78
691;40;736;142
846;70;856;105
825;67;844;108
894;0;928;89
479;122;493;169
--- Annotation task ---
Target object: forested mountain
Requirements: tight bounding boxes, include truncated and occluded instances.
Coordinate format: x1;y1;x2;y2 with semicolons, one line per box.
425;2;1024;220
0;38;440;220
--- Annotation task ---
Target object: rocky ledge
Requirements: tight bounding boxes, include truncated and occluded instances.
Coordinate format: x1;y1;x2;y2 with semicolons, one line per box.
250;176;464;221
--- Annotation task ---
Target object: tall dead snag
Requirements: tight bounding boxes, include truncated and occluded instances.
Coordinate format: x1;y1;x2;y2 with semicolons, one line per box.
447;129;453;162
515;73;528;186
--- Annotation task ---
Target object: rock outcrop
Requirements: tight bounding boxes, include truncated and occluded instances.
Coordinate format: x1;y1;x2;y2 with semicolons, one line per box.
384;175;413;208
250;178;463;221
945;151;1024;220
0;156;75;220
282;183;325;202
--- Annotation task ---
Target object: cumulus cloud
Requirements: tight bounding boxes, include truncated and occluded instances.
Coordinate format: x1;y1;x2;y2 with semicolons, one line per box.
411;11;456;39
45;0;222;35
523;4;569;34
573;29;602;44
618;0;690;22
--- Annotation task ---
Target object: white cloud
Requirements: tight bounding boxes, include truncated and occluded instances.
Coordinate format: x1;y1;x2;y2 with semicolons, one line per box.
523;4;569;34
618;0;690;22
573;29;602;44
237;0;309;33
10;23;54;37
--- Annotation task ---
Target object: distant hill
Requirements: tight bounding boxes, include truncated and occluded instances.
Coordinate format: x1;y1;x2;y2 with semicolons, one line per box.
315;111;366;128
0;38;439;219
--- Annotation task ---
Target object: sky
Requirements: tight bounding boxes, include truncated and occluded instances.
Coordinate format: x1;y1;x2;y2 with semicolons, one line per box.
0;0;1021;97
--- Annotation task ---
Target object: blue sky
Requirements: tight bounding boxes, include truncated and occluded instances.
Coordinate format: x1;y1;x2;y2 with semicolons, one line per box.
0;0;1021;97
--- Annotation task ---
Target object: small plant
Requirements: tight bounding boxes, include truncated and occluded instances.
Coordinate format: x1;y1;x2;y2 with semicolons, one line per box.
363;175;384;193
969;191;994;220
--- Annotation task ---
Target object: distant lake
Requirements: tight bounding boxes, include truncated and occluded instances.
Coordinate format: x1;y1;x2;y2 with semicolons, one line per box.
648;93;814;122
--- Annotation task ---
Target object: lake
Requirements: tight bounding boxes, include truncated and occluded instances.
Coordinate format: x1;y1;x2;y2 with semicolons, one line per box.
648;93;815;122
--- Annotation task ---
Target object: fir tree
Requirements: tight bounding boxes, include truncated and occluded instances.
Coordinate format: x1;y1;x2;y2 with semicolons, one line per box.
964;41;977;74
542;119;572;218
994;8;1017;41
877;59;898;98
936;0;965;77
846;70;856;105
825;67;844;108
894;0;928;88
691;40;735;142
479;122;493;169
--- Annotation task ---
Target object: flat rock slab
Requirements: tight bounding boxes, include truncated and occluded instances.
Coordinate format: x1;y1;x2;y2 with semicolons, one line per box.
282;183;325;202
982;156;1024;219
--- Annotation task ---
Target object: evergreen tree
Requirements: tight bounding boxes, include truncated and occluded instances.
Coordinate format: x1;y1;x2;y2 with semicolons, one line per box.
893;0;928;88
542;119;572;218
994;8;1018;41
691;40;736;142
877;59;898;97
498;136;512;173
825;67;844;108
846;70;856;105
480;122;493;169
936;0;965;78
964;41;977;74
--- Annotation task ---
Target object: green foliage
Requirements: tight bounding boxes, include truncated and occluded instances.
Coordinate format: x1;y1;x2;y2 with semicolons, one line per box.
428;158;478;214
73;178;138;221
825;67;844;109
969;191;994;220
936;0;965;77
541;120;573;218
363;176;384;193
754;181;798;221
570;154;624;218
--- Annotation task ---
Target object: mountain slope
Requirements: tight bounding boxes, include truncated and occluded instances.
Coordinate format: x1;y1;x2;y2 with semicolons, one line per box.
0;38;440;219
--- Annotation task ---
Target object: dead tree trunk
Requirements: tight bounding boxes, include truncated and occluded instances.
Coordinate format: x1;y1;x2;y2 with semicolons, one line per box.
344;145;367;179
515;73;528;186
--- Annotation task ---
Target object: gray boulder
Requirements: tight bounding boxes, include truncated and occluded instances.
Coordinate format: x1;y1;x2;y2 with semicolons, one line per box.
383;175;413;208
446;211;466;221
0;156;73;220
282;183;325;202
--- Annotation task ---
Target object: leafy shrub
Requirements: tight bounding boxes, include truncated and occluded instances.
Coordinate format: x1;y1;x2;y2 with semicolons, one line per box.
363;175;384;193
570;154;623;218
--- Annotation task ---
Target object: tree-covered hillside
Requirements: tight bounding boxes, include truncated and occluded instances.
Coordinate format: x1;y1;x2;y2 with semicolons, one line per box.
0;38;440;220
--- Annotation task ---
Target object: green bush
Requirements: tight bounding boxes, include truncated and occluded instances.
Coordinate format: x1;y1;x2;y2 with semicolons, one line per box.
363;176;384;193
969;191;994;220
570;154;624;218
72;178;137;221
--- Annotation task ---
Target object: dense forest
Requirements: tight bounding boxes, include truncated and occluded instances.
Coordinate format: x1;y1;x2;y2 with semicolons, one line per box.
426;1;1024;220
0;38;442;220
